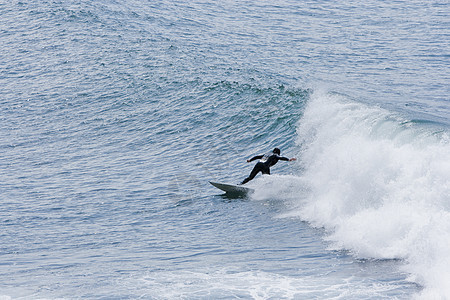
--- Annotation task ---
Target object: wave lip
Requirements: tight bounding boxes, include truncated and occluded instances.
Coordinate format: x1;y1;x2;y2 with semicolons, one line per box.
295;91;450;298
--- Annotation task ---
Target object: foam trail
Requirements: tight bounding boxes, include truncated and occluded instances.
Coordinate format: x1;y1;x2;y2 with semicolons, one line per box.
292;91;450;298
132;269;412;299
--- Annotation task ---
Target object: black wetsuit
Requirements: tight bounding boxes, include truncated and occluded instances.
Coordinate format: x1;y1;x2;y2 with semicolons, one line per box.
241;152;289;185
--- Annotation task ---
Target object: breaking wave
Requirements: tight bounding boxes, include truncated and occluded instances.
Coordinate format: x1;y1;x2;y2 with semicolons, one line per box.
254;90;450;298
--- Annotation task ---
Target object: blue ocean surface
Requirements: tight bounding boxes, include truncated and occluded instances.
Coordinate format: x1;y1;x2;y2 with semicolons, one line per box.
1;0;449;299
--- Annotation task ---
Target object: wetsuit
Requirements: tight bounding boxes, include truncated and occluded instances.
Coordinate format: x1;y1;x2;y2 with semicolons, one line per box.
241;152;289;185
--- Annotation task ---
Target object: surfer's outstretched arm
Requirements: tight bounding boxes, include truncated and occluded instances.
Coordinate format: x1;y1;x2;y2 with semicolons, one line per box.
278;156;297;162
247;155;263;163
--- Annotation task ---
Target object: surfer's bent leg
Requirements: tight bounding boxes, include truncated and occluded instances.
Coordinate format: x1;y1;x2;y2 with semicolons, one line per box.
262;165;270;175
241;162;264;185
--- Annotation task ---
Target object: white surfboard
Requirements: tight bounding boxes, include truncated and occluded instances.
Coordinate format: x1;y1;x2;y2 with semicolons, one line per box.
209;181;254;195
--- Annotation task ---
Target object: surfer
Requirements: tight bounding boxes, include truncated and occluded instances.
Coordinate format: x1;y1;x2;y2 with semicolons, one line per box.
240;148;296;185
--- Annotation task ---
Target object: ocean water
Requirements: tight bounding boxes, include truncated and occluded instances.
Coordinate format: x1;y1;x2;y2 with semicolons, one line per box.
1;0;449;299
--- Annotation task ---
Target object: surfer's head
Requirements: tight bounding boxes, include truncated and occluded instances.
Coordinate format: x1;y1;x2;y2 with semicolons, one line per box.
273;148;280;155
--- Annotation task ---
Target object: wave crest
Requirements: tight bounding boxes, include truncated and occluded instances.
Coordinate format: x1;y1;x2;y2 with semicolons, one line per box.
294;91;450;298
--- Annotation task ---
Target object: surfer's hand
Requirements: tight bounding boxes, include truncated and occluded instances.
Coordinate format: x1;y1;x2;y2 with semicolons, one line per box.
247;159;251;163
289;158;297;161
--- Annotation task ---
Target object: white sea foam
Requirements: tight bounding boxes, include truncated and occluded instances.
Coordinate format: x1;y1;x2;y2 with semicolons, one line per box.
279;91;450;298
132;268;410;299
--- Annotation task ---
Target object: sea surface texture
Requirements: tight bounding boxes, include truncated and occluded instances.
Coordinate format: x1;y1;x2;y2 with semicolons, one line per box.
1;0;449;299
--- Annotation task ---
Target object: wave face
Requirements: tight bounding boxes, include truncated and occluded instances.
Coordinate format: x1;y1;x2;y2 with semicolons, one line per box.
292;91;450;298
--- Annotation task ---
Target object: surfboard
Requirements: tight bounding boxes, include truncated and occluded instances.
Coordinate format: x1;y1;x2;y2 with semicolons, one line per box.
209;181;254;195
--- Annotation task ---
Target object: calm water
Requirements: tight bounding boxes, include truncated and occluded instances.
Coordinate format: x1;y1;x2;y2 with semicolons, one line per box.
1;0;449;299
